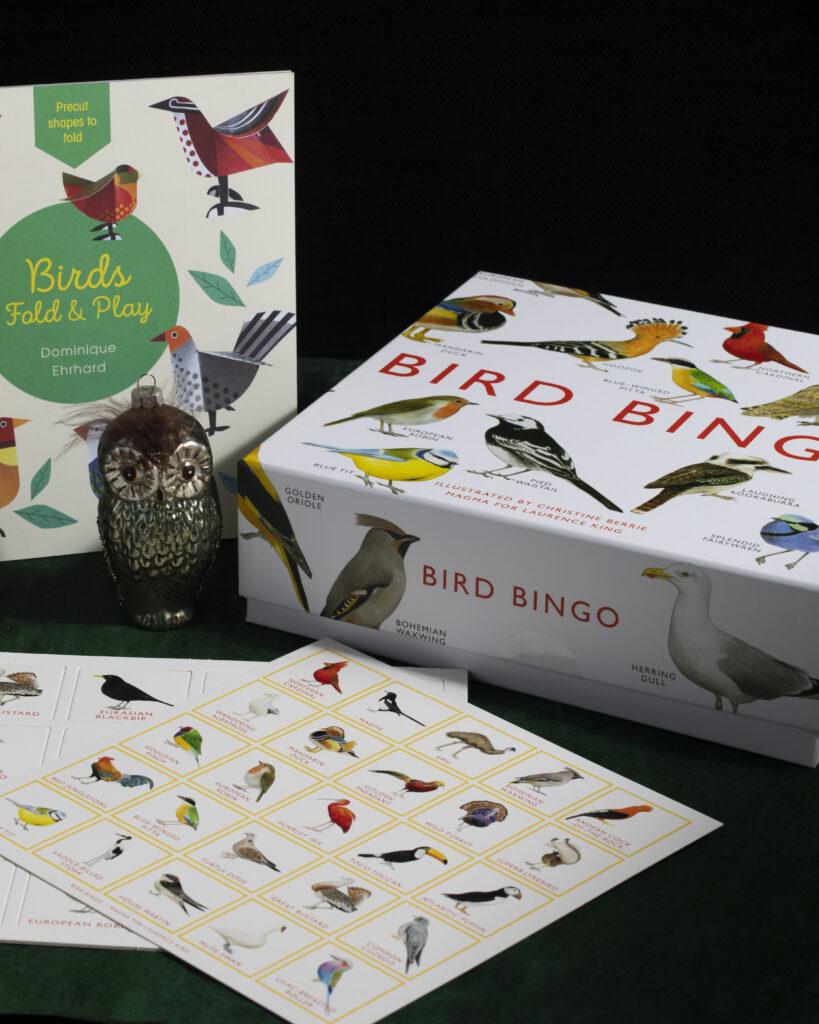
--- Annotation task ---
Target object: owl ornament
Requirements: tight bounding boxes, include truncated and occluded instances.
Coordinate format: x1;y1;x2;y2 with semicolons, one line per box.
97;381;222;630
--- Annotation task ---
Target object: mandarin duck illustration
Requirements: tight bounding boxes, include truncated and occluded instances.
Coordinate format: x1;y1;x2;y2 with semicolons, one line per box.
5;798;66;831
305;443;458;493
632;453;789;513
756;513;819;570
152;872;207;915
651;358;738;404
156;794;199;831
62;164;139;241
0;671;41;706
368;769;446;796
566;804;652;824
238;445;311;610
305;661;348;694
306;726;358;757
742;384;819;425
483;317;689;370
150;92;291;216
403;294;516;343
442;885;521;915
232;761;276;802
0;417;27;509
712;323;807;372
395;917;429;974
458;800;508;830
643;562;819;712
306;878;371;914
324;395;476;436
321;514;420;628
309;797;356;834
469;413;622;511
71;755;153;789
517;281;621;316
73;419;108;498
152;310;296;435
435;731;516;758
315;955;353;1011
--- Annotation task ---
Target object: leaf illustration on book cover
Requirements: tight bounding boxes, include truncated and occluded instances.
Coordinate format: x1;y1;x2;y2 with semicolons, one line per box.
247;258;283;286
188;270;245;307
219;231;236;273
218;472;238;494
30;459;51;500
14;505;78;529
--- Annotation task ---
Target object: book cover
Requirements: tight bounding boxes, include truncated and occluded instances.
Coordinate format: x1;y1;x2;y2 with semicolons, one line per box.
0;71;296;559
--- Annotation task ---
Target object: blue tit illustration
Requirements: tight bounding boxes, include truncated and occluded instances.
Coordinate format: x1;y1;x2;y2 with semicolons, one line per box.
315;954;353;1010
305;443;458;493
6;797;66;830
238;445;312;610
403;294;515;343
756;513;819;570
651;357;737;404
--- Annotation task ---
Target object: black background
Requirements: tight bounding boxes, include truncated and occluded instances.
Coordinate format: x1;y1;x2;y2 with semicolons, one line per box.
7;3;818;359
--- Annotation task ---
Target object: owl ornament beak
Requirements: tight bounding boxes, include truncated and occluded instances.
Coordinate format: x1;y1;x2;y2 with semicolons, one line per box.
97;377;222;630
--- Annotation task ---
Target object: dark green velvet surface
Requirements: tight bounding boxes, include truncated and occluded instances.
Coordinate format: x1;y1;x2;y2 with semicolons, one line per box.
1;360;816;1023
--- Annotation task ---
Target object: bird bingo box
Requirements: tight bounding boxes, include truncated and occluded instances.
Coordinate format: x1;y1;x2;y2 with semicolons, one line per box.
239;271;819;765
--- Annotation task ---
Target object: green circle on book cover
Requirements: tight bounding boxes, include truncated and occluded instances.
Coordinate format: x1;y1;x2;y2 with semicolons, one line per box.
0;204;179;403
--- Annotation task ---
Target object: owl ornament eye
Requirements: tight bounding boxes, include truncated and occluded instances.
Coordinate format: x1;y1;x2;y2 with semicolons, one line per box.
102;443;159;501
96;378;222;631
161;441;212;499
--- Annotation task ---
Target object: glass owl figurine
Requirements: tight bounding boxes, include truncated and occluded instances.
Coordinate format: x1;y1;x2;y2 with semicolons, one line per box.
97;383;222;630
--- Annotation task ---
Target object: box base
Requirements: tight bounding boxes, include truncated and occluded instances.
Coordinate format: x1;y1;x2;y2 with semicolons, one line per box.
246;599;819;767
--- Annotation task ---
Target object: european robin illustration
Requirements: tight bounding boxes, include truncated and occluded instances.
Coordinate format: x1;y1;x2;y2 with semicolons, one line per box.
0;417;27;509
756;513;819;570
305;443;458;493
150;93;291;216
321;514;420;628
238;445;311;611
232;761;276;802
651;358;738;404
62;164;139;241
483;317;689;370
632;453;789;513
643;562;819;712
403;294;516;343
469;413;622;511
324;395;476;436
713;323;807;372
151;311;296;435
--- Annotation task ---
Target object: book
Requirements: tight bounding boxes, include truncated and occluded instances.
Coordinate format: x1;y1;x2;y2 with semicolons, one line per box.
0;71;297;559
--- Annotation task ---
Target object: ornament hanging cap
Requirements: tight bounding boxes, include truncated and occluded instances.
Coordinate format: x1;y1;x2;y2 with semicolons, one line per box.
131;374;163;410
